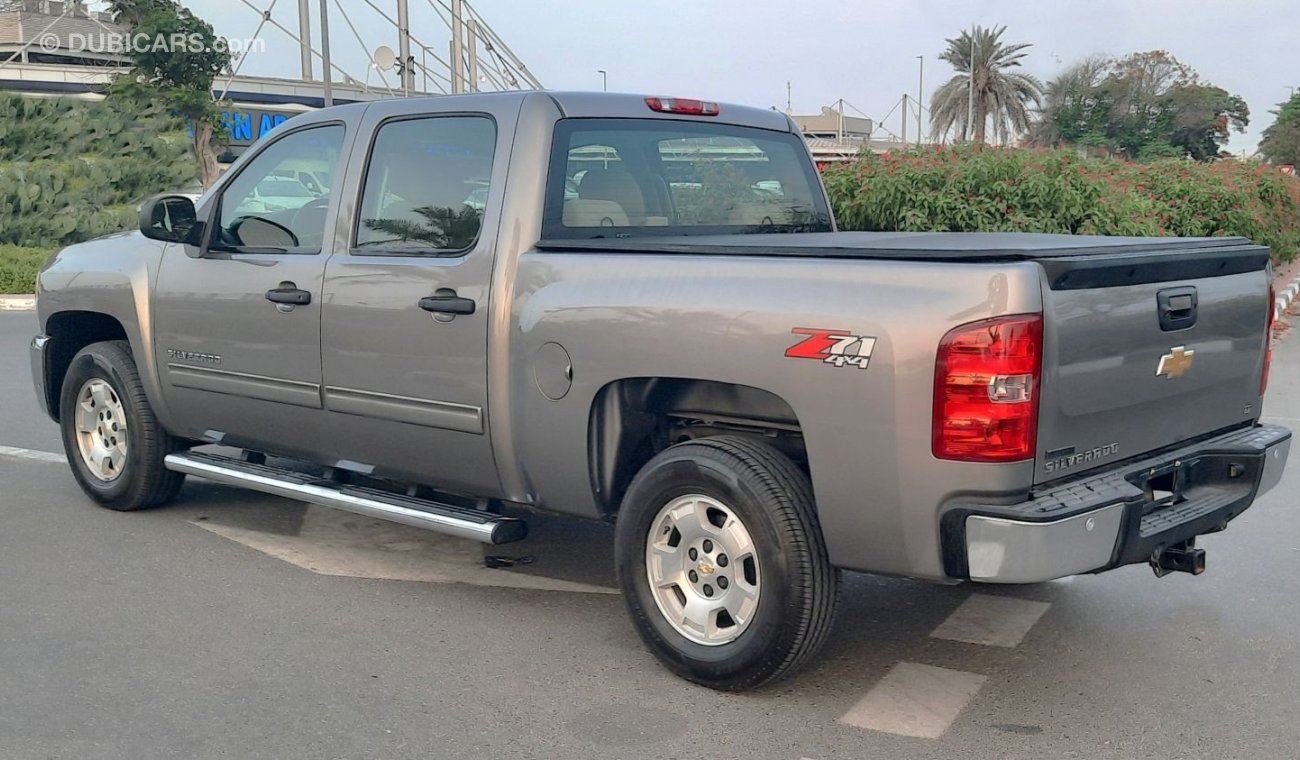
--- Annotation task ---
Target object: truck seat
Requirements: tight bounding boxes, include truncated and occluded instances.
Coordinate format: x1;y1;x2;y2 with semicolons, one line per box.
579;169;647;224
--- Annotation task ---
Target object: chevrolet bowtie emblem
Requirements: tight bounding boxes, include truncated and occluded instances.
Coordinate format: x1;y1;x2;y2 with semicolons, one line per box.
1156;346;1196;378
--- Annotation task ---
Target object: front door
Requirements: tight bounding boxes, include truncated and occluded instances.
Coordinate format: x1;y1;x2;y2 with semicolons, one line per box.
152;121;350;455
319;109;502;495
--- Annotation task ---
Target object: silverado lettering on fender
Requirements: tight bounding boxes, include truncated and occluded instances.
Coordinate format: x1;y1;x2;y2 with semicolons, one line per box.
29;92;1290;691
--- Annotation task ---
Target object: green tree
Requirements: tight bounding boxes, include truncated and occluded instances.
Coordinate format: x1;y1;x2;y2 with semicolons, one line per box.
929;25;1044;144
1260;94;1300;166
1027;56;1109;148
1033;51;1248;161
106;0;231;188
1164;84;1248;161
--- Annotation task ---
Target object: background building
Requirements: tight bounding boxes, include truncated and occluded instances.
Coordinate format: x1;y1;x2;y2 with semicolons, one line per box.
791;105;911;164
0;0;398;162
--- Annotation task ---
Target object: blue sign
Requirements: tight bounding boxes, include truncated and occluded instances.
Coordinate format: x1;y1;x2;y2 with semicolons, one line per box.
220;109;294;146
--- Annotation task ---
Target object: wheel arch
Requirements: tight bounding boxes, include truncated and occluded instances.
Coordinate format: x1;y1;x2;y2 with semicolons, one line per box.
42;311;130;422
587;377;807;516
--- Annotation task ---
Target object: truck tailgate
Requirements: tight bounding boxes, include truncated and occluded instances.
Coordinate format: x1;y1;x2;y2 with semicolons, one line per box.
1034;244;1272;485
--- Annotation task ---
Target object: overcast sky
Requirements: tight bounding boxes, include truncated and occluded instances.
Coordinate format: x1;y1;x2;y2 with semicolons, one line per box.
105;0;1300;154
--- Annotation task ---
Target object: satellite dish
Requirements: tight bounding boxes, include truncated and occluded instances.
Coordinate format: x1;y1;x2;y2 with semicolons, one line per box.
373;46;397;71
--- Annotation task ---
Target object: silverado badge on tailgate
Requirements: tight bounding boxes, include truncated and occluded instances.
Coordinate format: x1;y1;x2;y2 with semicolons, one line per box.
785;328;877;370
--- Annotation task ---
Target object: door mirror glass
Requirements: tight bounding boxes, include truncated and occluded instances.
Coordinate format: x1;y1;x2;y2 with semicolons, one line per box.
139;194;201;244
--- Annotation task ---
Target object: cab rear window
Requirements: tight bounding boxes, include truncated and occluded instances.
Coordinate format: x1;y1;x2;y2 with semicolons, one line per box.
542;119;832;239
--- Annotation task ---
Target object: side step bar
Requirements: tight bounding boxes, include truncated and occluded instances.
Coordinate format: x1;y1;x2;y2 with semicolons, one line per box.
165;451;527;545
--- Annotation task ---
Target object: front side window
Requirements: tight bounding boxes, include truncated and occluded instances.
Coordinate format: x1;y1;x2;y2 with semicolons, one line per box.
355;115;497;254
214;125;344;253
542;119;832;239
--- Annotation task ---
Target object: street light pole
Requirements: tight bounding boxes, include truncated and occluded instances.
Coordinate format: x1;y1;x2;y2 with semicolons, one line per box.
397;0;413;95
450;0;464;93
598;69;607;92
901;94;908;145
916;55;924;147
297;0;312;81
467;18;479;92
965;25;975;141
318;0;333;107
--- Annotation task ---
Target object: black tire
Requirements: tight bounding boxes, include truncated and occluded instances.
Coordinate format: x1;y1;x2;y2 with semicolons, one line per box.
59;340;185;511
614;435;840;691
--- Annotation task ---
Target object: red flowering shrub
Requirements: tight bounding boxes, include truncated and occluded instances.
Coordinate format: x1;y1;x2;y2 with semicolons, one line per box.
821;145;1300;262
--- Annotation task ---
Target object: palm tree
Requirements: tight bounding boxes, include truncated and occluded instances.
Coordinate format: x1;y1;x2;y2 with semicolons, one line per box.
929;25;1044;145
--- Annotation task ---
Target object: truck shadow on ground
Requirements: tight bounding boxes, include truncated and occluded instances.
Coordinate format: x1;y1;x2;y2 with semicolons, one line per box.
171;478;1090;698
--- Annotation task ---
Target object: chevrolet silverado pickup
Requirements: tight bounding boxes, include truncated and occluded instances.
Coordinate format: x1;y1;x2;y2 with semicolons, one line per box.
29;91;1290;690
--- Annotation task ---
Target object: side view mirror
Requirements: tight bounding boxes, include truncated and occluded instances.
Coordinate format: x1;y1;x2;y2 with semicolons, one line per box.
140;194;203;245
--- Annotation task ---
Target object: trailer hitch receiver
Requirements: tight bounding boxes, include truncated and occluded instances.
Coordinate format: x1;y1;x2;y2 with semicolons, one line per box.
1151;539;1206;578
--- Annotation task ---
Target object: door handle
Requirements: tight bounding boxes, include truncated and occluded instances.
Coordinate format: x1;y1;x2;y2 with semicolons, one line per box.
418;295;476;316
266;287;312;306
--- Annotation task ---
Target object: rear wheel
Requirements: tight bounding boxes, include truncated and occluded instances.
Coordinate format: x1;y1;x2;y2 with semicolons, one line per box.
615;436;840;691
59;341;185;511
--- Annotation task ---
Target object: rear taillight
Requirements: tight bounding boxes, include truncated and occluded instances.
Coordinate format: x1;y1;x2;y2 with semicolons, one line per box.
1263;281;1275;395
933;314;1044;462
645;96;721;116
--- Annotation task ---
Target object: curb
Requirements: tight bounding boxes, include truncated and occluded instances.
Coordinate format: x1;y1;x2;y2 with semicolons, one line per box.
1277;275;1300;321
0;295;35;312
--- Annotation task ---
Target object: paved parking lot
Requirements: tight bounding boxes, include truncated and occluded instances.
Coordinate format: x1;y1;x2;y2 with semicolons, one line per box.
3;310;1300;759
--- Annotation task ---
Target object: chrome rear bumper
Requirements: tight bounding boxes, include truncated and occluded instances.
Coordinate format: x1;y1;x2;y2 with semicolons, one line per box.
944;424;1291;584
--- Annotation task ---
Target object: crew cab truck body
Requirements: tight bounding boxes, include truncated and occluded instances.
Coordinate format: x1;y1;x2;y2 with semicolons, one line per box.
30;92;1290;690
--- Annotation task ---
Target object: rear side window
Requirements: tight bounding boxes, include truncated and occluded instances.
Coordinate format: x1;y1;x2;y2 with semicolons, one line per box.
355;115;496;255
543;118;832;239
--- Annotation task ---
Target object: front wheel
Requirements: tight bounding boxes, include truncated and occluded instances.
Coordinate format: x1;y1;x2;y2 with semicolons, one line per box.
59;341;185;511
614;436;840;691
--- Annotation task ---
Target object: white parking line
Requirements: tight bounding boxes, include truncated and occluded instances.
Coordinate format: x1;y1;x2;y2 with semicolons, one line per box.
929;593;1051;648
0;445;64;464
839;662;987;739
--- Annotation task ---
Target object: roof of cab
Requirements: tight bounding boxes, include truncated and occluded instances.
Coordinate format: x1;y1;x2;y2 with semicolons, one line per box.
302;90;795;133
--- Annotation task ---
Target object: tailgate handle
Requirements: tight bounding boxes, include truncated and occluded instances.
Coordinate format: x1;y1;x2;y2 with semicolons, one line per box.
1157;287;1198;332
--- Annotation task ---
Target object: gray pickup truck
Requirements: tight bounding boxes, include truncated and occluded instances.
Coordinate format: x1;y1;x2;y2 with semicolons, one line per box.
29;91;1290;690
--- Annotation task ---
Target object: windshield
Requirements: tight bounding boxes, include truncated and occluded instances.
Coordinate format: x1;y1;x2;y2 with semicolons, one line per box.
542;118;832;239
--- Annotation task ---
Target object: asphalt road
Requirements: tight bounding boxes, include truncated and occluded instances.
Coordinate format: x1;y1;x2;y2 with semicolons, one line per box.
3;310;1300;759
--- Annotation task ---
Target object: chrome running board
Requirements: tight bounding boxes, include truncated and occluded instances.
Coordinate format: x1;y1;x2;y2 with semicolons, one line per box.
165;451;527;545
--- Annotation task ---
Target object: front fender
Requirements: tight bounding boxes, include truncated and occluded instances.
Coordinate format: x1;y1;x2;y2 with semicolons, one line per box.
37;231;178;432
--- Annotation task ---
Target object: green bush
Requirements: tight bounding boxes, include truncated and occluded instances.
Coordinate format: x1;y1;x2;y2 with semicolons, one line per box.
0;93;197;250
822;145;1300;262
0;245;50;294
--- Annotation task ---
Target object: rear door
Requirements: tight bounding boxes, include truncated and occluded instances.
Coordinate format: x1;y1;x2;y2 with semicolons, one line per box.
1035;245;1272;484
318;104;505;494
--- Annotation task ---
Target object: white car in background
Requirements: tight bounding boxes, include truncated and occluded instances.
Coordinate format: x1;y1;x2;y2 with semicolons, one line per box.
234;177;319;215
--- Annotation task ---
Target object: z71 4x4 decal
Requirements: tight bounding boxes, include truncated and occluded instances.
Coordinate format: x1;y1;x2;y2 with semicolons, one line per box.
785;328;877;370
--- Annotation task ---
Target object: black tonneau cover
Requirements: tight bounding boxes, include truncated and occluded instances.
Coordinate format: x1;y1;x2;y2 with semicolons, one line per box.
536;232;1270;290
